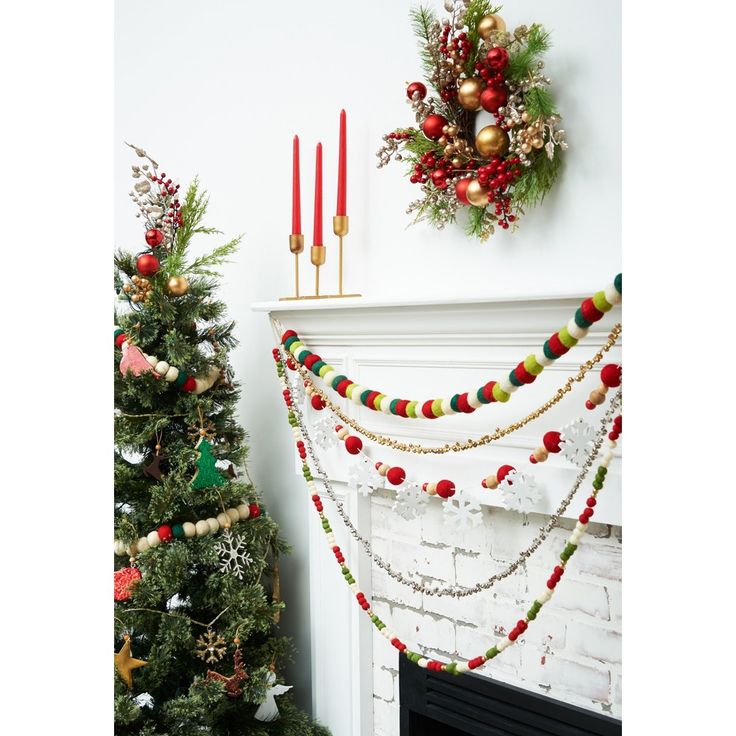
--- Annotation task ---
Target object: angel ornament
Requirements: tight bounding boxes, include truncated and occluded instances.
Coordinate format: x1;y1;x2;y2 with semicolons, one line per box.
254;669;292;722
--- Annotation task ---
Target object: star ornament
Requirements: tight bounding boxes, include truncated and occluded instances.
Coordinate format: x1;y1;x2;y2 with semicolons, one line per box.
115;637;147;689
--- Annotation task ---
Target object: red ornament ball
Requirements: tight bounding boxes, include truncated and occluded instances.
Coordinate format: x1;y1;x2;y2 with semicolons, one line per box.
345;435;363;455
455;178;473;205
480;86;508;114
145;228;164;247
486;47;509;71
386;466;406;486
406;81;427;100
248;503;261;518
136;253;160;276
431;169;448;188
497;464;515;483
600;364;622;388
436;479;456;498
158;524;174;543
543;431;563;453
422;114;449;141
114;567;142;601
311;394;326;411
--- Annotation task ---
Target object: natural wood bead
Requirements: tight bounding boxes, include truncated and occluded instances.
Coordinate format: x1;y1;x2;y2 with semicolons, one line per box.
426;482;437;496
484;475;499;490
377;463;390;477
589;388;607;405
532;447;549;462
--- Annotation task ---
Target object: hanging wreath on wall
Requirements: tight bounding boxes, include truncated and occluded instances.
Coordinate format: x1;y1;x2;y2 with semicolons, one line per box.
376;1;567;241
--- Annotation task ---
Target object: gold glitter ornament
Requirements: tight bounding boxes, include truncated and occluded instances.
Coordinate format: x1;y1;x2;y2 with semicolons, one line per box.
167;275;190;297
477;14;506;39
114;636;147;689
196;629;227;664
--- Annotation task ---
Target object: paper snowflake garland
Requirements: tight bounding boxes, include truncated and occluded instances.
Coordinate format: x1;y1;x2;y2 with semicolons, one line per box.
348;457;383;497
442;493;482;531
214;529;253;580
392;483;429;521
560;417;596;467
312;416;339;450
499;469;541;514
254;670;292;722
133;692;154;709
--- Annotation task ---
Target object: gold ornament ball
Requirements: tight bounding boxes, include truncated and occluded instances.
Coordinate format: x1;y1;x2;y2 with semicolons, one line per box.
477;14;506;39
167;275;190;297
458;77;484;111
532;136;545;149
465;179;490;207
475;125;510;158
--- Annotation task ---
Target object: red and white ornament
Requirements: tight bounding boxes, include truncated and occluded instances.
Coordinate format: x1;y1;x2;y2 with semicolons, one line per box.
114;566;142;601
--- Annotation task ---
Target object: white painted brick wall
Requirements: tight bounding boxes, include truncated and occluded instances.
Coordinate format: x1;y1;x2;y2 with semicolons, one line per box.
371;500;622;734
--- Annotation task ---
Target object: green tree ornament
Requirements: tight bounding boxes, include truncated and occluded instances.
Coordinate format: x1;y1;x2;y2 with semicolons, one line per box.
191;437;226;489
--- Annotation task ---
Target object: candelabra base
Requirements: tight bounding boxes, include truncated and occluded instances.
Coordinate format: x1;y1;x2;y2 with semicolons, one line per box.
278;293;362;301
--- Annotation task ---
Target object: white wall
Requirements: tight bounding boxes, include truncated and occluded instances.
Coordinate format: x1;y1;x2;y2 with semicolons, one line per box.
115;0;620;715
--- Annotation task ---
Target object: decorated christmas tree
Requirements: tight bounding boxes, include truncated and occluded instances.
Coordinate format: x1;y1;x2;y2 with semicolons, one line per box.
114;144;329;736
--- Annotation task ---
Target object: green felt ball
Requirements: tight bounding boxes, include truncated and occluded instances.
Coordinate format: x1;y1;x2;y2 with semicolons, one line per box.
172;524;185;539
592;291;611;313
614;273;622;294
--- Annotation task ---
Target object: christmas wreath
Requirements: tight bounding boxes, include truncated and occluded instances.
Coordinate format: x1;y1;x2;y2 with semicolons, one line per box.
376;1;567;241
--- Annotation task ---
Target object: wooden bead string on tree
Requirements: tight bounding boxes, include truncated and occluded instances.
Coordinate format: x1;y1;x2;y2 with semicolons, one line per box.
280;354;623;673
275;348;622;599
114;502;261;562
272;323;622;455
585;363;622;410
114;326;220;394
277;274;621;419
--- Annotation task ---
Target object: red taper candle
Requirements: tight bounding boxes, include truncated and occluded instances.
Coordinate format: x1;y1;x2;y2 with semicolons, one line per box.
291;135;301;235
313;142;323;245
336;109;347;217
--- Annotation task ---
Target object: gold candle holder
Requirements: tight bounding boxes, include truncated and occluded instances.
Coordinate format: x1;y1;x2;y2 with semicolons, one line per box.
279;234;305;301
311;245;326;296
333;215;360;298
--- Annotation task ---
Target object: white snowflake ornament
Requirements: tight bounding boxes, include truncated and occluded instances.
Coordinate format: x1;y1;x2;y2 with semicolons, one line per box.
560;418;596;467
133;692;154;709
312;416;339;450
254;670;292;722
442;492;482;531
499;470;541;514
214;529;253;580
392;483;429;521
347;457;383;497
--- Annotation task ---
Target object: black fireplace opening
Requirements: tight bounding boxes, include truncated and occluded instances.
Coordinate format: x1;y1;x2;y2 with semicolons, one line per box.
399;655;622;736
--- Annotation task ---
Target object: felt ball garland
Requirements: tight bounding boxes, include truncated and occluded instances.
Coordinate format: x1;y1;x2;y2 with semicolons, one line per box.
114;327;220;395
280;275;621;419
276;344;622;674
331;422;457;499
585;363;622;411
114;502;260;561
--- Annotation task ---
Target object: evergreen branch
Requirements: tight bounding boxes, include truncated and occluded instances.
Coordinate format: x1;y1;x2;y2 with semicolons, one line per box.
184;236;242;277
402;130;443;157
465;1;499;49
512;150;562;208
506;24;552;81
524;86;557;120
410;5;439;82
464;205;487;237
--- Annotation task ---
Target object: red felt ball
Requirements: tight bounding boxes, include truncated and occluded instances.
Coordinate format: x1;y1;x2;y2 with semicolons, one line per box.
580;298;603;324
249;503;261;518
286;357;297;371
600;364;622;388
486;47;509;70
115;333;127;348
158;524;174;543
543;431;563;453
345;436;363;455
387;466;406;486
336;379;351;397
585;400;596;410
456;393;472;413
136;253;160;276
422;113;449;141
548;333;569;357
406;81;427;100
455;178;473;205
480;86;508;114
395;399;410;417
114;567;142;601
182;376;197;392
421;400;437;418
436;479;456;498
497;465;515;483
365;391;381;410
304;354;321;369
145;228;165;247
311;394;326;410
281;330;297;342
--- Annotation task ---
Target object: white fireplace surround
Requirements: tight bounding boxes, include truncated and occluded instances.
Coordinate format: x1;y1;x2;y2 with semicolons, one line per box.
253;293;622;735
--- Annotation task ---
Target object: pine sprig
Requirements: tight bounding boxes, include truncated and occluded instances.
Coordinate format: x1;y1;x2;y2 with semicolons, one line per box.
410;5;439;82
403;130;443;158
513;150;562;208
524;86;557;120
506;24;552;81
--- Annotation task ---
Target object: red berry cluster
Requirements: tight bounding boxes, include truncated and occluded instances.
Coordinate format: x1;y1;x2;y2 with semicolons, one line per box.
476;156;521;228
609;415;622;442
152;172;183;228
385;130;412;142
440;25;471;61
